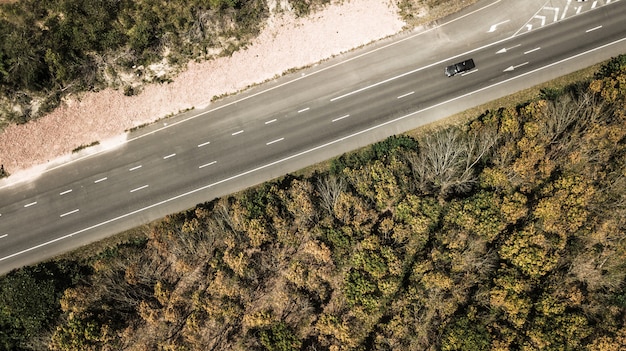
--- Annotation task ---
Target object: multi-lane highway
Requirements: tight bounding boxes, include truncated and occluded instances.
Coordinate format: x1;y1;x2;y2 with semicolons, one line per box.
1;0;625;274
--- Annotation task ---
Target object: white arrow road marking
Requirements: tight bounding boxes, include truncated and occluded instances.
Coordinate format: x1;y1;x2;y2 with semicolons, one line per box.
496;44;521;54
60;209;79;218
504;62;529;72
487;19;510;33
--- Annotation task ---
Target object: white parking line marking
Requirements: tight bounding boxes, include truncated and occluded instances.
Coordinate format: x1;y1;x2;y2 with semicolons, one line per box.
524;47;541;54
265;119;277;124
94;177;108;183
575;6;582;14
24;202;37;208
232;130;244;136
163;153;176;159
298;107;310;113
586;25;602;33
199;161;217;169
266;138;284;145
130;185;149;193
0;234;7;239
197;141;211;147
60;209;79;218
332;114;351;122
59;189;73;196
129;165;142;171
592;1;597;8
561;1;570;20
397;91;415;99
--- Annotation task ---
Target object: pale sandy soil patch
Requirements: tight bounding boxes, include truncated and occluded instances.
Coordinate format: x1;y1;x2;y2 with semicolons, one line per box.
0;0;407;180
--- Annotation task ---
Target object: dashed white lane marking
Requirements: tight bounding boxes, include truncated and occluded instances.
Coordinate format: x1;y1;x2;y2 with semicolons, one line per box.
524;47;541;54
130;185;149;193
332;114;351;122
197;141;211;147
59;189;73;196
129;165;142;171
586;25;602;33
163;153;176;159
232;130;244;136
397;91;415;99
94;177;108;183
266;138;284;145
298;107;310;113
199;161;217;169
0;234;7;239
265;119;277;125
24;202;37;208
60;209;79;218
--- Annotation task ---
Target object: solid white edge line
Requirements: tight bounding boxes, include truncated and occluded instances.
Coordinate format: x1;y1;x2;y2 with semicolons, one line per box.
23;202;37;208
199;161;217;169
0;234;7;239
266;138;285;145
3;22;624;265
265;119;277;124
59;189;73;195
163;153;176;159
130;185;149;193
94;177;108;183
197;141;211;147
60;209;79;218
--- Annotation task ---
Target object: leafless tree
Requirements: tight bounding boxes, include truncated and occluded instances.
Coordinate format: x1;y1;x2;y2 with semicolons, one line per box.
407;126;497;197
316;174;346;214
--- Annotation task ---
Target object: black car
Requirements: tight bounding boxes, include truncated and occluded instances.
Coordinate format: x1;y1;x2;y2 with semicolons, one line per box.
445;59;475;77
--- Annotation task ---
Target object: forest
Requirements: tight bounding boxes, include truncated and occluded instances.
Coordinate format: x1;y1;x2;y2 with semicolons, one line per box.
0;0;269;125
1;54;625;350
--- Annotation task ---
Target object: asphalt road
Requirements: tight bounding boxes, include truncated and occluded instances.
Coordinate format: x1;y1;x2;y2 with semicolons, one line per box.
1;0;625;274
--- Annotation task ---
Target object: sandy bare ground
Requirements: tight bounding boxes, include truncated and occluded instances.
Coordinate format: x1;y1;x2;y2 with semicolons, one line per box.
0;0;407;180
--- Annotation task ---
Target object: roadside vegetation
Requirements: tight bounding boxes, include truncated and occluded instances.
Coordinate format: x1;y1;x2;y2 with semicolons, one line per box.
0;0;473;129
2;54;626;351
